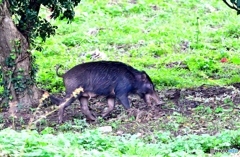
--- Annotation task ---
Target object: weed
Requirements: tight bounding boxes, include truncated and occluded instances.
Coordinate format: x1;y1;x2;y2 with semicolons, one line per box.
0;115;4;123
40;127;55;134
72;119;89;132
29;107;36;113
19;117;25;126
58;121;74;132
215;107;224;113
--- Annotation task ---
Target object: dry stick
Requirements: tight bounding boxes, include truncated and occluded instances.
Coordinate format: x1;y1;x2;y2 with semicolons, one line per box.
30;95;72;126
27;87;84;129
18;87;84;157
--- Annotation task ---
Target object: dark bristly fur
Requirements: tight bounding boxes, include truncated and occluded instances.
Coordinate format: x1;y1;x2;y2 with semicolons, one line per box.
49;61;161;123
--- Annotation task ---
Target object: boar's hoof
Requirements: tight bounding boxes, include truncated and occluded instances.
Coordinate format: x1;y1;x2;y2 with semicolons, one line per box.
85;113;96;121
58;118;63;124
91;111;98;117
156;100;165;105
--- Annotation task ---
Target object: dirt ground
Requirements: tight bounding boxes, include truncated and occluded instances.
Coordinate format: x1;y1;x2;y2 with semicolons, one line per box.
0;83;240;136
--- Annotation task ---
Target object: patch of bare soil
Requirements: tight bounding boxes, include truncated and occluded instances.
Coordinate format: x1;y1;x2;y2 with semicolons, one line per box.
0;84;239;136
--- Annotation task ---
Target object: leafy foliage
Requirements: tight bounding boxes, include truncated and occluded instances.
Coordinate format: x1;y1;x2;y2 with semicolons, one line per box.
0;128;239;156
0;0;81;105
0;40;36;107
8;0;81;42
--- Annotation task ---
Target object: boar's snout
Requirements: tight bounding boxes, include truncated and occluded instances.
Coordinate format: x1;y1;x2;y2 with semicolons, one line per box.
144;92;162;105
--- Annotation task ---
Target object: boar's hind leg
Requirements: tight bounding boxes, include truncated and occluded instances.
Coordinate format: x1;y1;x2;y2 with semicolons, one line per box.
117;94;130;110
79;97;96;121
101;97;115;118
58;96;76;123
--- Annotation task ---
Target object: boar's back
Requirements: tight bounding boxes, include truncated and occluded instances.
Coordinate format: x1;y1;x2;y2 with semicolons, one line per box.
62;61;143;95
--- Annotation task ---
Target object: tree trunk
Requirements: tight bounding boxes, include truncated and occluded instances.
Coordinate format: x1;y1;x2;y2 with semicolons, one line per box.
0;1;42;109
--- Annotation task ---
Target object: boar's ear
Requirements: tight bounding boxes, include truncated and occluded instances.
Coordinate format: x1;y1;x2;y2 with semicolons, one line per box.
136;72;147;81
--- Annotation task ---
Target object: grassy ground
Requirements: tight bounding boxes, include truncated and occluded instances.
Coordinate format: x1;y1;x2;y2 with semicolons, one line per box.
34;0;240;93
1;0;240;156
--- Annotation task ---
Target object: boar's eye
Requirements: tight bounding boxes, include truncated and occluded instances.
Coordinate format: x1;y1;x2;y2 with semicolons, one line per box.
146;83;153;90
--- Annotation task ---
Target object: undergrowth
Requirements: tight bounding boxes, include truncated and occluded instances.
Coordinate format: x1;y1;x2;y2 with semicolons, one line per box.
0;128;239;156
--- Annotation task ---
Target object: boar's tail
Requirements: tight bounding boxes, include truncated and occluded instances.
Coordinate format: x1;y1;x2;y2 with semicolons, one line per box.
40;90;62;107
55;64;64;77
49;95;62;106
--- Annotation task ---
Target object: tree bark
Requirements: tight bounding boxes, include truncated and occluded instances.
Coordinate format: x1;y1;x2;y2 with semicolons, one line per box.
0;1;41;108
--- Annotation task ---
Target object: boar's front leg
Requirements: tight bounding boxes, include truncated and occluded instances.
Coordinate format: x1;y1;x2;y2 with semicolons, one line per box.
79;97;96;121
117;94;130;110
101;97;115;118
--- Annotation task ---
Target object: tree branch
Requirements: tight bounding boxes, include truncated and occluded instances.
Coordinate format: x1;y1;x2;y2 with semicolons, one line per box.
223;0;239;11
18;0;41;40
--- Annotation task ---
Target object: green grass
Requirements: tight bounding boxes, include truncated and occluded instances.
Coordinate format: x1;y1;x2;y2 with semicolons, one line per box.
33;0;240;92
0;128;239;156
